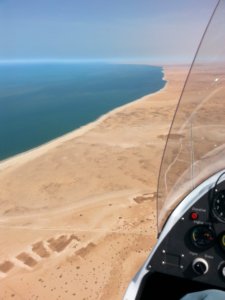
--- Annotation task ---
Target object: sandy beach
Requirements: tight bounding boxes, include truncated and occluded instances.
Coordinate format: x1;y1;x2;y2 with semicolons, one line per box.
0;65;189;299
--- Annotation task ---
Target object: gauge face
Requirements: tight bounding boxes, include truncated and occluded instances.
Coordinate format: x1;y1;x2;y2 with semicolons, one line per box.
190;225;216;249
212;190;225;223
219;232;225;252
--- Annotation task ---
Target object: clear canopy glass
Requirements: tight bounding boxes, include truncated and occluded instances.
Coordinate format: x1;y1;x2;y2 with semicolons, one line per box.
157;0;225;232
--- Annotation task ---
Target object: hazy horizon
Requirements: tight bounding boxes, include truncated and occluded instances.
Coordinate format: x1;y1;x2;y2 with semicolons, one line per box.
0;0;218;64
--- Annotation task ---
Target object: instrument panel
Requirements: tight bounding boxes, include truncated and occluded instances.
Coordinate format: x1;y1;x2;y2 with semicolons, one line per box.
147;176;225;289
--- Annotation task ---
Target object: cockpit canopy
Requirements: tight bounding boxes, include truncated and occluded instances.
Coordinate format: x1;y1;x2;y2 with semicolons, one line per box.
157;0;225;232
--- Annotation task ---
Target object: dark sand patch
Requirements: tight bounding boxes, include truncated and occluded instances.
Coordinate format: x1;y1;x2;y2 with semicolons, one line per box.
133;193;156;204
0;261;14;273
32;241;50;258
76;242;96;258
47;234;78;253
16;252;38;267
158;133;184;140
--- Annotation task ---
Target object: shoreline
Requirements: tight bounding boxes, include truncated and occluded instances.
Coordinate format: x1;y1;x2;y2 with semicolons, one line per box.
0;65;189;300
0;66;168;171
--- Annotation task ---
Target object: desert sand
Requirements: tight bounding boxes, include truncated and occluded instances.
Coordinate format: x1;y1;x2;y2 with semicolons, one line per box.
0;65;189;299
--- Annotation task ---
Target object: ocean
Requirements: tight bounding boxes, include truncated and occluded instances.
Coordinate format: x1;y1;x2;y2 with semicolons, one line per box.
0;63;166;161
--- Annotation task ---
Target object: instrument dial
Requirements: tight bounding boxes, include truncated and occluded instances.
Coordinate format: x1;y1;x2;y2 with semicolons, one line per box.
219;232;225;251
190;225;216;249
212;190;225;223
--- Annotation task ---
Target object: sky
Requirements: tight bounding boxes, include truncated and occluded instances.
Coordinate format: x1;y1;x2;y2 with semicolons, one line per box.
0;0;218;64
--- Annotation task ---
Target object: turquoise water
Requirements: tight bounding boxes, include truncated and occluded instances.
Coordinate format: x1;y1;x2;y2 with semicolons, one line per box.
0;63;166;161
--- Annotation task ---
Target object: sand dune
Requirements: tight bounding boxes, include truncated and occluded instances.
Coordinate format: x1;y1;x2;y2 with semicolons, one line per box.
0;65;188;299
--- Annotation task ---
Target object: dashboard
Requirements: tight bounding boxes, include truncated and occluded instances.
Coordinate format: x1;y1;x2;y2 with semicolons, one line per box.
147;175;225;289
